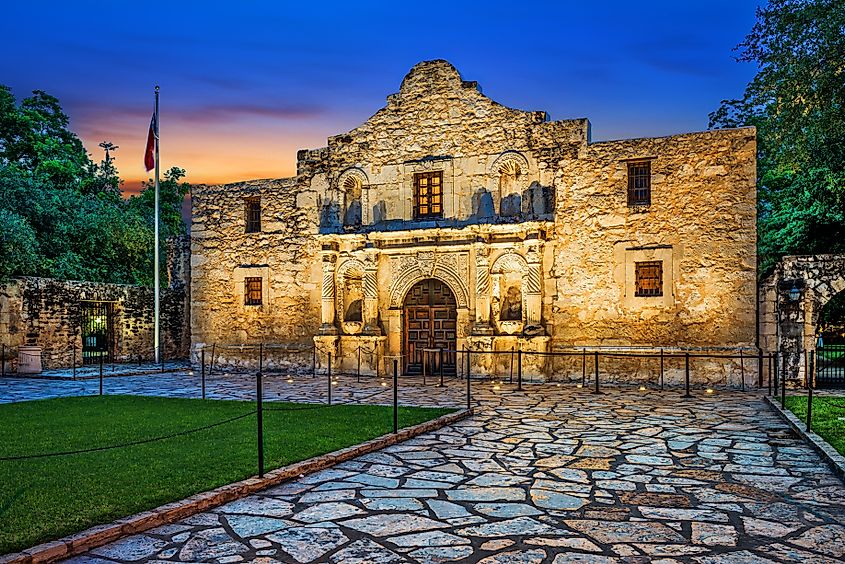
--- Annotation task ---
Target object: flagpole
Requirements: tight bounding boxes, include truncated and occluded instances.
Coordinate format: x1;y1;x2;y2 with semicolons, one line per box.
154;85;161;365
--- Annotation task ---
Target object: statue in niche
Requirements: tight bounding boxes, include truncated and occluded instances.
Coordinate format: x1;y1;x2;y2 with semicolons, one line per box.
500;285;522;321
344;279;363;322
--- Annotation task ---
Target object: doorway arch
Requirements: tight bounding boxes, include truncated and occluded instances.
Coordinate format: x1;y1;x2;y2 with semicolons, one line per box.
403;279;457;375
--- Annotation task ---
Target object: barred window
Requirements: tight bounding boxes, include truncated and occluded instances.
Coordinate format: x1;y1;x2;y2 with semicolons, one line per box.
635;261;663;297
245;197;261;233
244;277;263;305
413;171;443;219
627;161;651;206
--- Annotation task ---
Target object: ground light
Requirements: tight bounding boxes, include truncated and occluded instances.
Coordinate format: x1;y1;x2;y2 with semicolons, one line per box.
493;384;501;391
706;388;715;394
638;385;647;391
286;377;293;383
576;383;583;388
380;381;387;387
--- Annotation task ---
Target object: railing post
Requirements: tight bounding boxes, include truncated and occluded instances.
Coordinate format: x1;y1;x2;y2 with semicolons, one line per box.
659;348;664;391
357;345;361;383
781;353;786;409
312;346;316;378
758;348;763;388
328;352;332;406
201;348;206;400
72;340;76;379
581;348;586;388
807;350;814;432
740;349;746;392
682;352;692;398
768;354;773;395
99;353;104;396
257;346;264;478
422;349;427;386
2;343;5;378
439;348;444;387
393;358;398;433
509;346;515;384
466;348;472;409
774;352;780;399
592;350;600;394
210;344;216;378
517;348;523;391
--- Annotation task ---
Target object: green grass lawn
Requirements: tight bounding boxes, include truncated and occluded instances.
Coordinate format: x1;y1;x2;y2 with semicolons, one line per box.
785;395;845;455
0;395;454;554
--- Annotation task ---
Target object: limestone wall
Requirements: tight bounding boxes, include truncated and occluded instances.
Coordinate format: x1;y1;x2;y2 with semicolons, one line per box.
190;60;758;385
551;128;757;350
0;277;187;369
189;177;323;359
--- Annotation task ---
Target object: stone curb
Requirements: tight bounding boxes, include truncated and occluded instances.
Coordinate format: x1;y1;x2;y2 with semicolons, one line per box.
763;395;845;481
0;407;473;564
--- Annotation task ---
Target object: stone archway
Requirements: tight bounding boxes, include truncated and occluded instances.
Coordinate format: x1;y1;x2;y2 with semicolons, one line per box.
760;254;845;384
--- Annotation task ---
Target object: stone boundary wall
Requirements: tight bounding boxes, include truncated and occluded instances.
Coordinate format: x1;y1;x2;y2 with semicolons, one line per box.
0;277;188;370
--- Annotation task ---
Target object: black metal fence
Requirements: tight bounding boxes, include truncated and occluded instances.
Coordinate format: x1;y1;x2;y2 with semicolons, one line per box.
815;344;845;388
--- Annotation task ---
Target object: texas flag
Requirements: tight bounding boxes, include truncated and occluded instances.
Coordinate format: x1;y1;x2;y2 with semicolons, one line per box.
144;112;157;172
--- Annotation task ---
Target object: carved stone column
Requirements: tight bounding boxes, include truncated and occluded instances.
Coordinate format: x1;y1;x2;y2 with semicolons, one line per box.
524;244;543;330
473;246;493;335
362;251;381;335
319;252;338;335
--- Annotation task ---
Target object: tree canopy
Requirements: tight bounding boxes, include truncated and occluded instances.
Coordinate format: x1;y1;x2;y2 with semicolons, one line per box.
710;0;845;275
0;86;189;285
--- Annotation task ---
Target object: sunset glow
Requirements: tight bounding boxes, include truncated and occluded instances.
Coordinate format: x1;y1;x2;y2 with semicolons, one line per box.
2;1;759;193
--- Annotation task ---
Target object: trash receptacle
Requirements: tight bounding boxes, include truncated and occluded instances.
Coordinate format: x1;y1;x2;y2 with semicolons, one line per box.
18;346;42;374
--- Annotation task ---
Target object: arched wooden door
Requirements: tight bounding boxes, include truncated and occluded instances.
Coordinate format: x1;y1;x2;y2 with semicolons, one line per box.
403;279;457;375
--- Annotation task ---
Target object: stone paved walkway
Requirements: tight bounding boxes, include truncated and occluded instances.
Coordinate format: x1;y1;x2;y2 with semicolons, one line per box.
49;383;845;563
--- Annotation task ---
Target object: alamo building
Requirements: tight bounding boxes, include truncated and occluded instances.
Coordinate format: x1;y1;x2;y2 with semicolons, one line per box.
190;60;757;384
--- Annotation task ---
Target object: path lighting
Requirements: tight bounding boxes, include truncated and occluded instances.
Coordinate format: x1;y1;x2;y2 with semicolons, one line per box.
556;383;561;387
638;385;647;391
286;377;293;383
706;388;715;394
493;384;501;391
381;381;387;387
576;383;583;388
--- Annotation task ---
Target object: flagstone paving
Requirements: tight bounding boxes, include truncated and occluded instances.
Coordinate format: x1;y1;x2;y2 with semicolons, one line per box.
39;379;844;563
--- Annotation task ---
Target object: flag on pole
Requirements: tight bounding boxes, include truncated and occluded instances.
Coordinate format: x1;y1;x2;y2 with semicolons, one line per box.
144;112;157;171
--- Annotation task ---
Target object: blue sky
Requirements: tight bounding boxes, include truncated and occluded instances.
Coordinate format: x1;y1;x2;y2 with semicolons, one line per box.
0;0;760;190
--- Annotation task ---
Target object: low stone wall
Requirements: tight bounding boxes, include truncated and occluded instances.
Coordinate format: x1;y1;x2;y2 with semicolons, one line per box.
0;277;188;370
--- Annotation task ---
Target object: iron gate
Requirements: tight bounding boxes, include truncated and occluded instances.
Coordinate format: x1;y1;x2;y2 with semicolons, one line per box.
816;344;845;388
81;301;114;365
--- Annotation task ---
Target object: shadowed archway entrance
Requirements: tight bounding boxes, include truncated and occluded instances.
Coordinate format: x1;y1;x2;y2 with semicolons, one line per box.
403;279;457;375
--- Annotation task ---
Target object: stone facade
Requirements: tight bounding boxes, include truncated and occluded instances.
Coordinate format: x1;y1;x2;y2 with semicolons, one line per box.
191;60;757;385
0;238;191;370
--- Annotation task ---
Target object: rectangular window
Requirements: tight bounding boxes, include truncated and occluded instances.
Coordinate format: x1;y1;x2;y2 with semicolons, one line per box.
635;261;663;297
627;161;651;206
414;171;443;219
245;197;261;233
244;277;263;305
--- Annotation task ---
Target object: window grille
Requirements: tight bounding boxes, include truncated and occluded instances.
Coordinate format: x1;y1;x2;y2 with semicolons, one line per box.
245;197;261;233
245;277;263;305
413;171;443;219
627;161;651;206
635;261;663;297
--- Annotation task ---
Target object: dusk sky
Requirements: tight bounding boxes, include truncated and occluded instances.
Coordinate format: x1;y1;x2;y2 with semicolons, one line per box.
2;1;760;195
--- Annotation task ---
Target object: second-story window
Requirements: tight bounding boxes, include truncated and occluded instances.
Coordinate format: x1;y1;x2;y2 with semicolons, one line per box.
414;171;443;219
245;196;261;233
627;161;651;206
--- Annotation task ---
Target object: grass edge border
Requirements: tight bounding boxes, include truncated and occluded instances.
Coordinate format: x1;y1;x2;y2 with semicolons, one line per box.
763;395;845;481
0;407;473;564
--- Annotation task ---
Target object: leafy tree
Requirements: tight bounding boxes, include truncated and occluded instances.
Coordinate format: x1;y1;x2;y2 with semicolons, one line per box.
710;0;845;274
0;86;190;285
